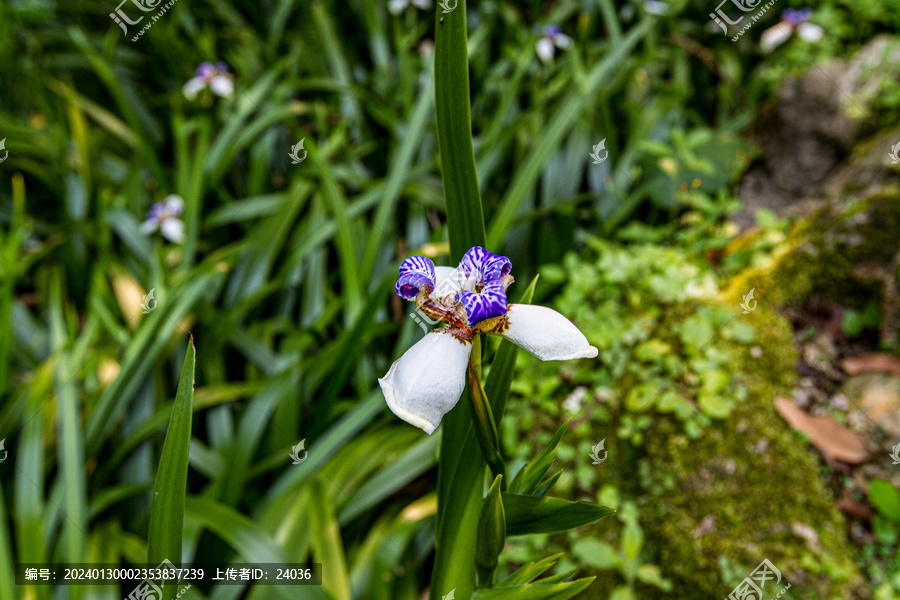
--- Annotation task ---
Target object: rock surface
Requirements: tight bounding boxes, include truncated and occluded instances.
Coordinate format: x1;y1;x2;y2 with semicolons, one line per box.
735;35;900;229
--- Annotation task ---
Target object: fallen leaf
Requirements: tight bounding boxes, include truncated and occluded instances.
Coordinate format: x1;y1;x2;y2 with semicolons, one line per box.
837;494;874;520
841;353;900;376
774;396;870;464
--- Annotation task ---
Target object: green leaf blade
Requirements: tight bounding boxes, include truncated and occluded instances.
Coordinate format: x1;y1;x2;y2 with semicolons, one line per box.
502;493;615;536
147;337;195;599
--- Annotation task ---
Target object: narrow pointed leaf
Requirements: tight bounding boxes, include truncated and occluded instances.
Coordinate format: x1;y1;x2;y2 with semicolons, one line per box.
476;474;506;587
533;471;562;497
502;493;615;536
508;419;570;495
472;578;596;600
496;553;564;587
147;337;195;599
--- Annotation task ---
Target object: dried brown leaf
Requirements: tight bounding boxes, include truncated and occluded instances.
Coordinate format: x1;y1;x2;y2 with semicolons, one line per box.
841;353;900;376
774;396;870;464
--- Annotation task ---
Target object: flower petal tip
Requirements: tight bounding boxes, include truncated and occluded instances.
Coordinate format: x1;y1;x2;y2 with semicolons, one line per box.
379;377;438;434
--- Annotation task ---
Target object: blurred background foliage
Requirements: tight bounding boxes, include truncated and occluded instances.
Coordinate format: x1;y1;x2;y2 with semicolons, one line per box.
1;0;900;598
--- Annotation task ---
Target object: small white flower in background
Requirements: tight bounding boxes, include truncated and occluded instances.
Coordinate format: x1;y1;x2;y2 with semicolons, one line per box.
590;439;608;464
889;141;900;165
890;443;900;465
183;62;234;100
644;0;669;15
739;288;757;313
140;288;157;314
140;195;185;243
760;8;823;54
388;0;431;15
536;25;572;64
289;439;308;464
562;386;588;414
620;0;669;21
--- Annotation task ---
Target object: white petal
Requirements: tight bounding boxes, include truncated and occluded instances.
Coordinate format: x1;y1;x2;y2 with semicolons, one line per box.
536;38;555;64
433;266;476;298
493;304;598;361
209;75;234;98
379;331;472;434
760;23;793;53
182;77;206;100
163;194;184;217
388;0;407;14
644;0;669;15
139;220;159;235
553;33;573;49
160;218;185;243
412;0;431;8
797;22;823;42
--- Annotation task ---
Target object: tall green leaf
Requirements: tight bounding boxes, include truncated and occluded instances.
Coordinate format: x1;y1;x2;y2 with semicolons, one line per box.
432;1;491;599
147;337;195;600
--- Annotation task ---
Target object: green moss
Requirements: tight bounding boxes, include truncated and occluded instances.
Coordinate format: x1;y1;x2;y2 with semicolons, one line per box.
641;306;864;599
724;185;900;310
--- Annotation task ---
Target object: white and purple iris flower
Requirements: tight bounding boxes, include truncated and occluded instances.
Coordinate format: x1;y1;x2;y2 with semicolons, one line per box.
379;247;598;435
183;62;234;101
536;25;573;64
760;8;823;54
140;195;185;243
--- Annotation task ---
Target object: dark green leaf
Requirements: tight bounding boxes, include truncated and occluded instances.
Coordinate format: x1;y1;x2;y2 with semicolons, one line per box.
476;474;506;586
508;419;570;495
472;578;596;600
147;337;195;599
502;493;615;536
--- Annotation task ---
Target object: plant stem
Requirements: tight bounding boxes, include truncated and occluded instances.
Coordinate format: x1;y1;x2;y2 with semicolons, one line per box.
467;362;506;486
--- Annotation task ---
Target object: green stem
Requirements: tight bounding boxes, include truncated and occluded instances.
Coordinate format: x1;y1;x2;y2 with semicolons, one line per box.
467;361;506;486
431;2;489;599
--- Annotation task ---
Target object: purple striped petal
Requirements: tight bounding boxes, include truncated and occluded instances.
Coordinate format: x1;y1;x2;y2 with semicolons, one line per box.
196;62;215;78
456;279;508;326
459;246;512;284
395;255;437;299
145;202;165;223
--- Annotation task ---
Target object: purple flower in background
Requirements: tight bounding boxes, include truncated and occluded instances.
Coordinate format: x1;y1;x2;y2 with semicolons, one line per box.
536;25;573;64
760;8;823;53
183;62;234;100
380;246;598;434
140;195;185;243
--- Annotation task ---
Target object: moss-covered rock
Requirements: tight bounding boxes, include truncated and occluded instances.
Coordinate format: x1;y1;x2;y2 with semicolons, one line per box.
724;184;900;313
641;304;864;600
